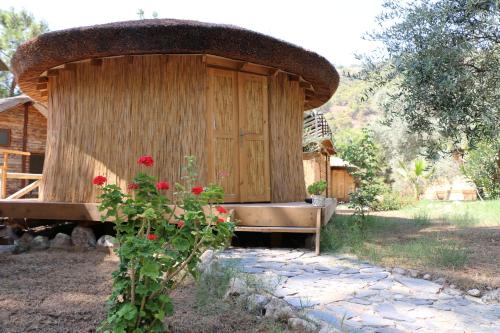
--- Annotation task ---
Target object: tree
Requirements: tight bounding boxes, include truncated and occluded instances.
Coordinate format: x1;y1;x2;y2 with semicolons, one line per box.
461;139;500;199
397;158;435;200
358;0;499;154
336;128;386;213
0;8;48;97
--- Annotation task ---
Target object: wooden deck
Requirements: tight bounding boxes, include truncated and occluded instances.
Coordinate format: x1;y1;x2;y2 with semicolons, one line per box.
0;198;337;254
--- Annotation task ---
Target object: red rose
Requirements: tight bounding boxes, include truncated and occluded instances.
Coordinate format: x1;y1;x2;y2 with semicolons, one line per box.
92;175;107;186
177;221;185;229
127;182;139;190
147;234;157;241
216;206;228;214
156;181;170;190
217;217;225;223
137;155;154;167
191;186;203;195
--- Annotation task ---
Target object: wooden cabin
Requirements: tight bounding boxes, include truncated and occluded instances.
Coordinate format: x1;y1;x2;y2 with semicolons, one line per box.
6;19;340;253
302;110;335;197
330;157;356;202
0;95;47;196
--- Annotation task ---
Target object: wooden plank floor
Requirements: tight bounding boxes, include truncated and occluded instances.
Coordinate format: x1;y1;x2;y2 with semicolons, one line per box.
0;198;336;255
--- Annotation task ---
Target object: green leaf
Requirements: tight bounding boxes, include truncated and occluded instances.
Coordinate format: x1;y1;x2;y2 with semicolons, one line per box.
172;236;190;251
140;261;160;279
116;303;137;321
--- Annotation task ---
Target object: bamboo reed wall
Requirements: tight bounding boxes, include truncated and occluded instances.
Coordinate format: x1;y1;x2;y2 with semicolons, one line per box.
268;73;306;202
44;55;207;202
43;55;306;203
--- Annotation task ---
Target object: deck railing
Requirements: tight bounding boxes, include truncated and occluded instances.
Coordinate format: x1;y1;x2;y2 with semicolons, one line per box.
0;149;42;199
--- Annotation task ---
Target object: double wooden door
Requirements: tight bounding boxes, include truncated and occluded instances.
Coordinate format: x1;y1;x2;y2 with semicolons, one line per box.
207;68;270;202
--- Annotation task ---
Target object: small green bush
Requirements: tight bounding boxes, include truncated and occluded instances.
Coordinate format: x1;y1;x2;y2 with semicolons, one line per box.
307;180;327;196
371;191;414;211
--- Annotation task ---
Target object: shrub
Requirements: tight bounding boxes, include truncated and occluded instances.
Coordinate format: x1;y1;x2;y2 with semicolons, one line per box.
461;139;500;199
96;156;234;333
371;191;414;211
307;180;327;196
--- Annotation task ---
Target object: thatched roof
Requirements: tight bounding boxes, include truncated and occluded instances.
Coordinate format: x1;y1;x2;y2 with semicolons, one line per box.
0;58;8;71
11;19;339;107
0;95;47;117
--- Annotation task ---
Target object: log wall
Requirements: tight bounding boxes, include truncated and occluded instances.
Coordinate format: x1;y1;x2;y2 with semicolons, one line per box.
0;104;46;194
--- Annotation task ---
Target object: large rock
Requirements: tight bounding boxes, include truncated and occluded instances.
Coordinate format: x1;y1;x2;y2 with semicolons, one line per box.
71;226;96;248
13;233;33;253
288;317;317;333
198;249;215;273
97;235;117;248
224;277;248;299
245;294;270;315
264;297;294;321
30;235;49;250
481;289;499;303
50;233;72;249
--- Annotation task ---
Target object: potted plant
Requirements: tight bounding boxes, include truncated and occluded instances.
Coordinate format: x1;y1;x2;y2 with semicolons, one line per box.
307;180;328;207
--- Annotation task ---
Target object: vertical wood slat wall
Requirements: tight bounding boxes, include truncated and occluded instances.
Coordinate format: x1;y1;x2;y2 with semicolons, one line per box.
43;55;306;203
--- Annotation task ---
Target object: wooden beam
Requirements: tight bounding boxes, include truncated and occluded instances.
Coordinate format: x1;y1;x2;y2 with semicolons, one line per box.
1;152;7;199
36;83;48;91
21;103;29;188
47;69;59;77
235;226;317;233
3;172;42;180
0;149;31;156
0;200;102;221
90;58;103;66
40;91;48;97
6;180;40;200
64;63;77;71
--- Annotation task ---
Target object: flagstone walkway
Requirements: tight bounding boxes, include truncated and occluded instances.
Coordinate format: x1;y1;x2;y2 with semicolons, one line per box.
218;248;500;333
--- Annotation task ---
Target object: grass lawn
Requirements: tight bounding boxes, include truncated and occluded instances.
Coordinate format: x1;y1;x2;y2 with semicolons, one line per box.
322;200;500;290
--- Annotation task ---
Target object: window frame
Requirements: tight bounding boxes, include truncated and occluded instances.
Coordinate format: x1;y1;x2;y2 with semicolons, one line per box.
0;128;11;146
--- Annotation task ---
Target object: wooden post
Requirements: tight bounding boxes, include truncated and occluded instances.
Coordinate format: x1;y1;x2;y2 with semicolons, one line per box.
2;152;8;199
315;207;322;255
21;103;30;188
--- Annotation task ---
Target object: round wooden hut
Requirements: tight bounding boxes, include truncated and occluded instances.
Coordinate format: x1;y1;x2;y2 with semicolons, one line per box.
12;19;339;204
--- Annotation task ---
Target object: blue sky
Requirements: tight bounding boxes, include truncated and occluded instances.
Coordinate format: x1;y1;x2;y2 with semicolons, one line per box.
2;0;385;66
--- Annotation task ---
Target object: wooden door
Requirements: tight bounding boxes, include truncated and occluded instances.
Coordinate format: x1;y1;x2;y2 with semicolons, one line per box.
238;73;270;202
206;68;240;202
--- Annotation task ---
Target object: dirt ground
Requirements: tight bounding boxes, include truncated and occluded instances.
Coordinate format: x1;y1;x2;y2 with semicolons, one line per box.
0;250;284;333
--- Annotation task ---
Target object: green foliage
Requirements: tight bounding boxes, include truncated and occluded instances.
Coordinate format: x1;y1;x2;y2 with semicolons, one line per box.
0;8;48;97
397;158;435;199
97;156;234;333
371;191;414;211
358;0;499;153
461;139;500;199
335;128;386;213
307;180;327;196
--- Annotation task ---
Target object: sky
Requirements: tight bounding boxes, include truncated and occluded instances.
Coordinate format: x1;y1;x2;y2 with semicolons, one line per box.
2;0;385;67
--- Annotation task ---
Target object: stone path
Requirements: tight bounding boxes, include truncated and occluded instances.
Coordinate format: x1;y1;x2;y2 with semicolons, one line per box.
218;248;500;333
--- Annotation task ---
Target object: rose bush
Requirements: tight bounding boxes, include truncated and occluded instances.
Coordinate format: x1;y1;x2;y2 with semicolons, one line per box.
95;156;234;333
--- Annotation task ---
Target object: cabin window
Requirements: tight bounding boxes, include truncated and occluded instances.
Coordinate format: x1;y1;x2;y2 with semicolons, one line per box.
0;129;11;146
29;154;45;174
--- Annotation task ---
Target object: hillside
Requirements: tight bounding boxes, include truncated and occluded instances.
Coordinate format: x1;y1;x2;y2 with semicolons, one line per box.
320;66;384;131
